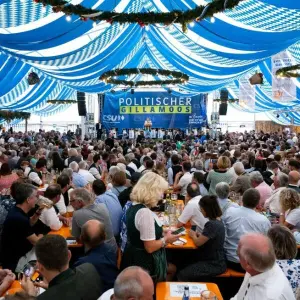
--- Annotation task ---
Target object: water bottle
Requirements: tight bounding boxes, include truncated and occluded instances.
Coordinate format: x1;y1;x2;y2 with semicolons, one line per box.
182;286;190;300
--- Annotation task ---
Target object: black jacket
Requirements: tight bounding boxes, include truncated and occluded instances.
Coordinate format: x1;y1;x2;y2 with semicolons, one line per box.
37;264;103;300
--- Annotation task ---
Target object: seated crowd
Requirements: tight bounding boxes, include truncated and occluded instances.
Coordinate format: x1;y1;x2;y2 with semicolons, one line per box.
0;129;300;299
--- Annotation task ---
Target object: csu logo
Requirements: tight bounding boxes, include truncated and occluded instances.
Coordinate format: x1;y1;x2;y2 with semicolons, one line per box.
103;115;125;122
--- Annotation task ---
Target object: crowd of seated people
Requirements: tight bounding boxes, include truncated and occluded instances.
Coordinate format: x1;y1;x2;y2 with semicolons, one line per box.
1;128;300;299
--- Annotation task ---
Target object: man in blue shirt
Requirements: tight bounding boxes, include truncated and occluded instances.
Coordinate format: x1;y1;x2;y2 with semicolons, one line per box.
93;179;122;238
74;220;118;292
69;162;88;188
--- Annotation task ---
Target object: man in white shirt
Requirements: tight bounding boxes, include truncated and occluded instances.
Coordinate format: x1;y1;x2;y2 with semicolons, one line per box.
292;133;298;144
223;188;271;273
28;159;47;187
173;161;193;197
138;156;151;173
231;233;295;300
99;266;154;300
89;154;102;180
264;173;289;214
78;161;95;184
177;183;207;232
39;184;70;231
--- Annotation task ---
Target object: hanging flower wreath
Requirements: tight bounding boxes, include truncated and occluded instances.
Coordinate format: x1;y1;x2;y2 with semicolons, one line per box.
33;0;244;32
0;111;31;122
276;64;300;78
99;68;189;87
47;100;78;104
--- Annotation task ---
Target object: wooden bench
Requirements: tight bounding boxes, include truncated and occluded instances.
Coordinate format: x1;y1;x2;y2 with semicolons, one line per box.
117;248;122;270
217;268;245;278
217;269;231;277
228;269;245;277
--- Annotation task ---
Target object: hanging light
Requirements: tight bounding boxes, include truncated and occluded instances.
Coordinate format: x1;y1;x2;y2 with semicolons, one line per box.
66;15;72;22
210;16;215;23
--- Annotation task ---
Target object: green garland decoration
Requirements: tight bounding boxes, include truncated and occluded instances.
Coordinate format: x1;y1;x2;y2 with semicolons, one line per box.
213;99;239;102
47;100;78;104
0;110;31;122
100;68;189;87
276;64;300;78
34;0;244;32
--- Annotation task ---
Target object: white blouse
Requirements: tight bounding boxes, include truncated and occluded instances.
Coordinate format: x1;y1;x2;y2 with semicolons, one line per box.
133;204;162;241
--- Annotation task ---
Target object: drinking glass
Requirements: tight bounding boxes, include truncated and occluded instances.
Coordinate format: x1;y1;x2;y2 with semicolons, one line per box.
176;203;183;217
169;214;177;228
171;193;178;201
200;290;217;300
69;217;73;231
164;201;170;215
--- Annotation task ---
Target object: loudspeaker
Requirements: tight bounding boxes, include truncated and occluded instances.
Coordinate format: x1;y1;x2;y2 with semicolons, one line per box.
219;103;228;115
77;91;87;116
220;89;228;101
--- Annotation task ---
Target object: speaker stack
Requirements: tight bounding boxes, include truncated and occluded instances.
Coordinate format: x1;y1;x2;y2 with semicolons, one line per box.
77;91;87;116
219;89;228;116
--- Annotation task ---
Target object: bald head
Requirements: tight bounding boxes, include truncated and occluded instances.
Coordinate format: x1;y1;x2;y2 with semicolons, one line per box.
238;233;275;275
289;171;300;185
80;220;106;249
112;267;154;300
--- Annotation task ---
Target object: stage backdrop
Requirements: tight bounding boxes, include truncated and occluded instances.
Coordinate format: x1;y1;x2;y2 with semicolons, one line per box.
101;92;207;130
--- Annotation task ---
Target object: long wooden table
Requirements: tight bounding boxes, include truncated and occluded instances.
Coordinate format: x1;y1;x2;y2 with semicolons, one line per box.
1;281;22;296
48;226;83;248
156;282;223;300
158;200;197;250
166;228;197;250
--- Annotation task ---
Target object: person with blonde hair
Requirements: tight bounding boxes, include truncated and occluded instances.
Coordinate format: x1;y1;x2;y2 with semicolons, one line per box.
206;156;233;195
121;172;180;282
280;188;300;230
268;225;300;296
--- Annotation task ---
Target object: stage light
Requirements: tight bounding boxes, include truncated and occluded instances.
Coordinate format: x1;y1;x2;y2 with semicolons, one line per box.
189;21;195;27
145;25;149;31
276;114;280;118
131;88;134;94
210;17;215;23
93;22;97;28
111;89;115;93
66;15;72;22
168;88;172;94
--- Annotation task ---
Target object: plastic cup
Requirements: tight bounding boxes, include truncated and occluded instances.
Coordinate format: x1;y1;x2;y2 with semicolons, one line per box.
200;290;217;300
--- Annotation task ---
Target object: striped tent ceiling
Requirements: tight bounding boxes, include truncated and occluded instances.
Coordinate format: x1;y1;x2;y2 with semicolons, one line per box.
0;0;299;118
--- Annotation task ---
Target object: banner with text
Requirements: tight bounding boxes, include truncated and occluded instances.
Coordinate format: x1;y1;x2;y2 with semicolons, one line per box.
101;92;207;130
272;50;297;102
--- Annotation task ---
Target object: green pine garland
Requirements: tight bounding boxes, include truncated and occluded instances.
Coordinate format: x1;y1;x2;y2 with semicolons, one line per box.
276;64;300;78
100;68;189;87
47;100;78;104
34;0;244;32
0;110;31;121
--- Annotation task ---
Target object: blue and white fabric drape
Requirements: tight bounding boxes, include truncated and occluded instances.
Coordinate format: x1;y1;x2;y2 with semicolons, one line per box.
0;0;299;117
